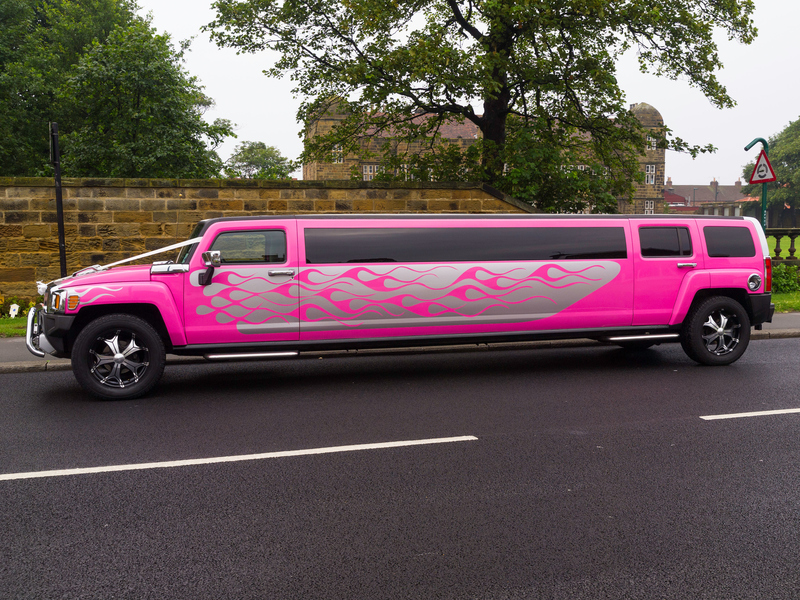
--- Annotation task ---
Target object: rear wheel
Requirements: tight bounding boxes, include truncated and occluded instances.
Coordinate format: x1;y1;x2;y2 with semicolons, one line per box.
681;296;750;366
72;314;166;400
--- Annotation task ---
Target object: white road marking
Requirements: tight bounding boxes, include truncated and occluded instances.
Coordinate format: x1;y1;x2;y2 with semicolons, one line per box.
700;408;800;421
0;436;479;482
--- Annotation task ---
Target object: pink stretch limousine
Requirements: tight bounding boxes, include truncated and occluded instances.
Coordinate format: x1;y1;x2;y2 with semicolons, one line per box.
27;214;774;399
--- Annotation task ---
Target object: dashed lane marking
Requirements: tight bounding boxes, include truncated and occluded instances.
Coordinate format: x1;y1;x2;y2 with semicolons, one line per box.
700;408;800;421
0;436;479;481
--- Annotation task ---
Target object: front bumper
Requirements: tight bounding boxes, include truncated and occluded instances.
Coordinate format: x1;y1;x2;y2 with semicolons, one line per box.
25;307;45;357
26;306;74;358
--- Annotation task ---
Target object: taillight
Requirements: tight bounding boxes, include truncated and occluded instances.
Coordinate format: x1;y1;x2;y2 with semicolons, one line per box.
765;256;772;292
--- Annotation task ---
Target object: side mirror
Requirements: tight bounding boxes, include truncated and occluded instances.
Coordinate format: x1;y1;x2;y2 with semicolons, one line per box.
202;251;221;267
199;250;221;286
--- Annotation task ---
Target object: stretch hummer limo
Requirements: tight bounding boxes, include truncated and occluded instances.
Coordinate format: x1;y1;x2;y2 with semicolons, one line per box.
27;214;774;399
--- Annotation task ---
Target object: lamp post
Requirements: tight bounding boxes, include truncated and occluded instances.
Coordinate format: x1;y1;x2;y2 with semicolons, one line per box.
49;122;67;278
692;187;697;207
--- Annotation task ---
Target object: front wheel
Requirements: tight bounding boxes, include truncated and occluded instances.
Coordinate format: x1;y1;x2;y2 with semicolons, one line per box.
72;314;166;400
681;296;750;366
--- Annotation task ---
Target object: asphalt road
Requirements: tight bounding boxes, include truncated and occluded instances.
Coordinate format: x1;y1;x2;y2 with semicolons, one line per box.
2;339;800;599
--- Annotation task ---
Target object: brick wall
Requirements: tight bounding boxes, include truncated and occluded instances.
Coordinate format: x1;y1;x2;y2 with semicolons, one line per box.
0;178;533;297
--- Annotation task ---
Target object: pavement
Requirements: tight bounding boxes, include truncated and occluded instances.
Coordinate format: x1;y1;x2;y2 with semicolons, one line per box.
2;313;799;375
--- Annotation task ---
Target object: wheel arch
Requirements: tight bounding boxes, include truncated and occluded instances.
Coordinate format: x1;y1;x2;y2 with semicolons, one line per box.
67;304;174;353
679;288;754;326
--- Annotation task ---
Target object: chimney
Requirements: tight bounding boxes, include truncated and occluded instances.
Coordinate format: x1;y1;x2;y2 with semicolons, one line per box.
735;178;742;189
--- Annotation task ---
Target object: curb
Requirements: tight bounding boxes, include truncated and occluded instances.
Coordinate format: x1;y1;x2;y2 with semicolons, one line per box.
1;332;797;375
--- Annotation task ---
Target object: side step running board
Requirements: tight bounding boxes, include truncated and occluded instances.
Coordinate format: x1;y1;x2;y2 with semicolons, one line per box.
204;351;299;361
605;334;680;342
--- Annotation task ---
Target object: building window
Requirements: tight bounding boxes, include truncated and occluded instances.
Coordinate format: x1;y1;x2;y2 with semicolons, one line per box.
362;164;381;181
332;144;343;164
645;164;656;185
400;164;417;181
647;135;657;151
644;200;655;215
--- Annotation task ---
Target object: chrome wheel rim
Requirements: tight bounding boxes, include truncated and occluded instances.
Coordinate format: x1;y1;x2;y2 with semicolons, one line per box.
701;309;741;356
88;329;150;388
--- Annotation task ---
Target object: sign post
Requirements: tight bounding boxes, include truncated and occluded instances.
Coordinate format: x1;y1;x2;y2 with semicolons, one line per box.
49;122;67;278
745;138;776;229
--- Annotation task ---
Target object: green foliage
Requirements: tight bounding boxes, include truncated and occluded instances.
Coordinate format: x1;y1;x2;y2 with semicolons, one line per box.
0;295;39;317
0;0;137;175
224;141;295;179
772;263;800;293
742;117;800;211
61;19;234;178
0;1;233;178
207;0;755;212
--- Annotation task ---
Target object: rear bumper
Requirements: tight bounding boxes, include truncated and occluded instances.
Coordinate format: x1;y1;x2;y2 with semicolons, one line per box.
749;293;774;325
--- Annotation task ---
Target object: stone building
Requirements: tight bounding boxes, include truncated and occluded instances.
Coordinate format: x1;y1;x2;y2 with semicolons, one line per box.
617;102;667;215
302;106;479;182
304;102;668;214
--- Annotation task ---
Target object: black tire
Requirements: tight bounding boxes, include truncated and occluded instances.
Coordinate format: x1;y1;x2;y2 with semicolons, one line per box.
72;314;166;400
681;296;750;366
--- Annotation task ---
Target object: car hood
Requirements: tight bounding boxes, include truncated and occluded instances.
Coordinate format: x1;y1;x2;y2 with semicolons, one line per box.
53;265;155;289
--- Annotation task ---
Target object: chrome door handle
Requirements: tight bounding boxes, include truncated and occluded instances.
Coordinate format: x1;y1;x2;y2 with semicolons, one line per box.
677;263;697;268
268;269;295;277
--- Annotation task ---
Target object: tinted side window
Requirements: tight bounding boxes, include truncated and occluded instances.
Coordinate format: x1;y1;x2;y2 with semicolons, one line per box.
703;226;756;258
640;227;692;257
304;227;627;264
210;230;286;263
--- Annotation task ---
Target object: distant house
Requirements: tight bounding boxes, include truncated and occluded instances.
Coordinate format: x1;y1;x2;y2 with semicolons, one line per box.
665;177;753;206
663;177;759;218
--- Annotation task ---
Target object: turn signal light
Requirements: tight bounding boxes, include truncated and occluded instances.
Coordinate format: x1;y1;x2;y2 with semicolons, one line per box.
67;295;80;310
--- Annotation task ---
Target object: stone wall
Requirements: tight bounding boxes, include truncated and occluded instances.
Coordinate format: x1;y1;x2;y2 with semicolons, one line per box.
0;177;533;297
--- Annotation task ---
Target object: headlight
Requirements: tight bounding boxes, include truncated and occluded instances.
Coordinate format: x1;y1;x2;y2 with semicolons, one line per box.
49;290;66;313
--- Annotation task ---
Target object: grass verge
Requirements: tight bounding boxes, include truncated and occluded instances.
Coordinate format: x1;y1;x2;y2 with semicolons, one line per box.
0;317;27;338
773;292;800;313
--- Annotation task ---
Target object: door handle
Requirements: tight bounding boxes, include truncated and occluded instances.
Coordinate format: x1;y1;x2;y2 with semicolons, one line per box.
677;263;697;268
268;269;295;277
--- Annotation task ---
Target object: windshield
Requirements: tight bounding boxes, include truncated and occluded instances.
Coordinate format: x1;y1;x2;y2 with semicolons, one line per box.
176;221;206;264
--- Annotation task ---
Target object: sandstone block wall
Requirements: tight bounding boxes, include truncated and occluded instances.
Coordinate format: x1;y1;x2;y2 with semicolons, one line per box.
0;178;532;297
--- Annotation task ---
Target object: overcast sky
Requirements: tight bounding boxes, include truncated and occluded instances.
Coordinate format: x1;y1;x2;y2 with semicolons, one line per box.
137;0;799;186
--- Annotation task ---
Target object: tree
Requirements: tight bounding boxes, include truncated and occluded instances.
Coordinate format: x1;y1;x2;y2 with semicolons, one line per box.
224;141;294;179
206;0;754;211
61;19;234;178
742;117;800;225
0;1;234;178
0;0;137;175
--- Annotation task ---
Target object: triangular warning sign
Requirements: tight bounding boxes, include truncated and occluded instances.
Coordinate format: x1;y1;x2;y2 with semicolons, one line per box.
749;149;777;184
